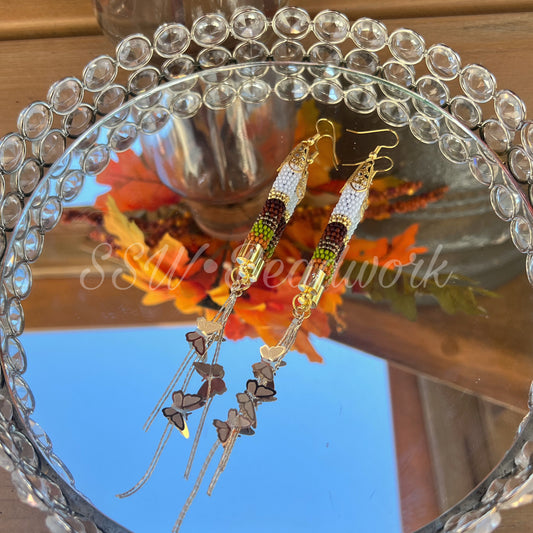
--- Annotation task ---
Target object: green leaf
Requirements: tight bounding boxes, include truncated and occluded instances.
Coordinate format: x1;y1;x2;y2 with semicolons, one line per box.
339;260;497;321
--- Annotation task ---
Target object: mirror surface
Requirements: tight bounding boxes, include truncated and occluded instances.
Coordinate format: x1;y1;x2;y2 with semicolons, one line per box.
4;64;532;532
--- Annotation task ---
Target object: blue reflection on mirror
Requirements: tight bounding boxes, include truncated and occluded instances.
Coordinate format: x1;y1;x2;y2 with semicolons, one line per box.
23;326;401;532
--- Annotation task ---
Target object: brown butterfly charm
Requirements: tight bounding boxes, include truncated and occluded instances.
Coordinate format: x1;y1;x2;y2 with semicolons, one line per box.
193;361;227;399
185;331;207;356
236;379;276;428
213;408;254;444
193;362;225;379
197;378;227;399
162;390;204;438
252;361;275;387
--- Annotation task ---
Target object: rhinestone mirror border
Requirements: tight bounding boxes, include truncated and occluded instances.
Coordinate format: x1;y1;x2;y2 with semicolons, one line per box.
0;6;532;533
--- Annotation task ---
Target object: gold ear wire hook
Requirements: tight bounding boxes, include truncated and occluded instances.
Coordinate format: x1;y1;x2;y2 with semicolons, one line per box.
276;118;339;176
340;129;398;193
341;155;394;173
373;155;394;173
346;128;399;158
311;118;339;170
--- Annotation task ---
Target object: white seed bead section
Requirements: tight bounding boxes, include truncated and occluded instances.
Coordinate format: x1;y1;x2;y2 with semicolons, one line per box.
272;164;301;194
271;163;302;215
332;188;368;239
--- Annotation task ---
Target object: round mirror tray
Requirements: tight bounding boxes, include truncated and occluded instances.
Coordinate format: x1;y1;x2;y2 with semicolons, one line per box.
1;8;533;533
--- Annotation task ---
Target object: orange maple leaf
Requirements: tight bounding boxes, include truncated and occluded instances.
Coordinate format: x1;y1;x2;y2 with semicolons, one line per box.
103;196;206;314
150;233;205;280
95;153;181;212
343;224;426;269
380;223;427;267
343;237;390;263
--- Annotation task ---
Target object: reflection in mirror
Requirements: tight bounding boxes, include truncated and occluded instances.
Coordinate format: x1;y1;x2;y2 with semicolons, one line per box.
23;329;403;532
6;62;533;533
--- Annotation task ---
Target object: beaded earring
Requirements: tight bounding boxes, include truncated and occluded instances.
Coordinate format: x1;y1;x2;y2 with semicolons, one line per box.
178;119;339;478
258;128;399;369
117;119;339;499
171;129;400;533
144;118;339;433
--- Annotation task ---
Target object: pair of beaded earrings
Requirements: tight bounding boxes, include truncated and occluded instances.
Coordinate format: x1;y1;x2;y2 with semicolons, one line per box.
117;119;399;531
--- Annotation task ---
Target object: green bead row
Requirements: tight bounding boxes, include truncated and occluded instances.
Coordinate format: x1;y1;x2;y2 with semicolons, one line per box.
251;220;275;241
312;247;337;262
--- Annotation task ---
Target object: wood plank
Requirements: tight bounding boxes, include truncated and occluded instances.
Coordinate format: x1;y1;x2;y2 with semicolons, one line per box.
1;11;532;136
418;378;518;512
481;402;528;464
302;0;533;18
21;264;533;411
0;35;114;136
2;0;533;41
22;229;533;411
1;13;533;138
389;366;441;532
381;12;533;103
499;507;533;532
391;369;525;531
0;466;48;533
0;0;100;40
23;275;189;330
335;273;533;412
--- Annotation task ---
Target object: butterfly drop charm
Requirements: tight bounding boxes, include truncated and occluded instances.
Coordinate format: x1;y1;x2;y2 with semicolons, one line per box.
213;408;254;444
196;317;223;336
192;361;227;399
252;361;275;387
184;318;223;357
236;379;276;428
259;344;286;363
193;361;225;379
162;391;204;439
185;331;207;357
197;378;227;399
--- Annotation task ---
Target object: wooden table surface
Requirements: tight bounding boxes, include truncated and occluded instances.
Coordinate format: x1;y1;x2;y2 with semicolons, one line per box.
1;1;533;532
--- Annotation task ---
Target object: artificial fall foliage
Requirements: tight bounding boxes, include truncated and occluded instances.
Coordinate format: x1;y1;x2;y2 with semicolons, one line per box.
61;101;495;363
95;154;181;212
98;196;420;363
